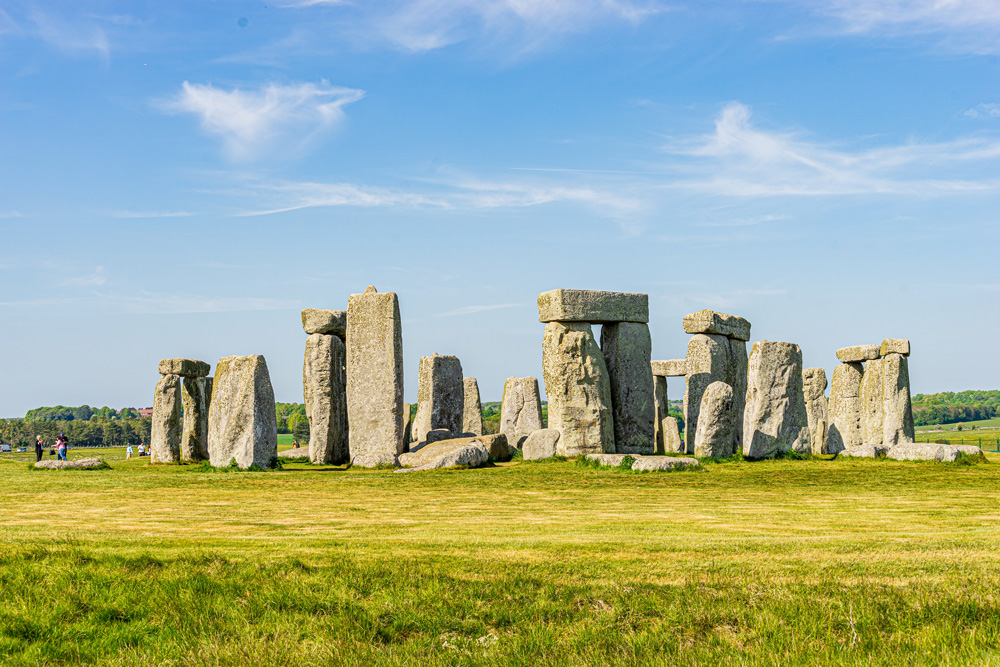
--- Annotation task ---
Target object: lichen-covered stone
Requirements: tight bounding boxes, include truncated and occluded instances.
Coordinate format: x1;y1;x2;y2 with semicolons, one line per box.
651;359;687;377
35;458;106;470
859;357;884;447
880;338;910;357
601;322;654;455
542;323;615;457
835;345;880;363
662;416;683;454
802;367;829;455
653;376;669;453
158;358;210;378
395;438;490;472
462;377;483;436
277;445;310;459
585;453;631;466
346;286;404;462
886;443;957;462
743;341;811;458
411;354;464;446
500;376;544;448
301;309;346;337
537;289;648;323
207;355;278;469
727;338;748;454
631;456;700;471
181;376;210;462
150;374;182;463
684;333;729;455
303;333;348;465
681;310;751;341
351;452;399;468
882;353;915;446
522;428;561;460
838;443;888;458
827;362;864;453
694;381;735;458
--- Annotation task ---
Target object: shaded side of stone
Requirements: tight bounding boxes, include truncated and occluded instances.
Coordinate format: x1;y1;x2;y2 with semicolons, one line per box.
882;353;915;446
150;374;182;463
601;322;654;455
802;367;829;455
304;333;349;465
462;377;483;436
859;357;885;447
653;376;669;454
181;376;210;461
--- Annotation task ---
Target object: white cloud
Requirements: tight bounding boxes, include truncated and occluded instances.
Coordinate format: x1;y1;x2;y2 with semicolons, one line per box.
108;210;196;219
0;211;23;218
161;81;364;161
28;7;110;59
966;103;1000;119
60;266;107;288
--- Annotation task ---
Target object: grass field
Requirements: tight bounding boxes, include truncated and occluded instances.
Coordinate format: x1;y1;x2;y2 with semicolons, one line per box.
916;417;1000;431
2;448;1000;666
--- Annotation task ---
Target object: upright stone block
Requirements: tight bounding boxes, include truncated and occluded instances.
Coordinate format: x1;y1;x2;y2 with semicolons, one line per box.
158;358;210;378
694;381;736;458
150;374;182;463
682;310;751;341
726;338;748;454
827;362;864;453
653;376;669;454
301;309;346;337
462;377;483;436
802;368;829;455
411;354;464;445
684;333;730;455
402;403;412;447
303;333;348;465
181;376;210;461
882;353;915;446
859;357;884;446
542;322;614;456
500;376;544;448
207;355;278;469
537;289;648;323
601;322;654;455
346;286;404;464
743;341;811;458
662;416;683;454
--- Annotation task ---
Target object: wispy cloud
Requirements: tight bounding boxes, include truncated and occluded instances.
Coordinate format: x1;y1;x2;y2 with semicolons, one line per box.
159;81;364;161
437;303;521;317
965;103;1000;120
60;266;107;288
0;211;23;219
26;7;110;59
108;210;196;219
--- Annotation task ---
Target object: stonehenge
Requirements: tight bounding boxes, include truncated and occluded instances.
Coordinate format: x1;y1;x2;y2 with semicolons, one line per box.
151;358;211;464
207;354;278;469
411;353;464;446
828;361;864;453
743;341;811;458
150;373;182;463
651;359;685;454
181;376;211;461
693;381;735;458
601;322;655;454
500;376;544;449
802;368;829;455
462;377;483;436
302;310;348;464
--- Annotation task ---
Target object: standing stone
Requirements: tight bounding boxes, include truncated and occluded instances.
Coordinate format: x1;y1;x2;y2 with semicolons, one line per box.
694;381;735;458
411;354;464;445
346;286;404;465
542;322;614;456
303;333;348;465
684;333;730;455
726;338;748;455
600;322;654;455
180;376;210;461
402;403;412;447
827;362;864;454
653;376;669;454
462;377;483;436
662;416;683;454
150;374;182;463
743;341;811;458
207;355;278;469
500;376;544;448
882;353;915;446
859;357;884;447
802;367;829;455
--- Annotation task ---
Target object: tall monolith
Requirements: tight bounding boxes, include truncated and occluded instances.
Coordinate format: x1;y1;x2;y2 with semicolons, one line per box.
463;377;483;436
151;373;182;463
802;367;829;455
882;352;915;446
827;362;863;453
684;333;730;454
304;333;348;464
600;322;654;454
859;357;884;446
411;354;464;445
500;376;544;448
207;355;278;469
181;376;210;461
694;380;735;458
743;341;811;458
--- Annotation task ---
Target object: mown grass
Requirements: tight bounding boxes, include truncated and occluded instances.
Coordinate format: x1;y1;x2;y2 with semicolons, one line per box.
2;450;1000;665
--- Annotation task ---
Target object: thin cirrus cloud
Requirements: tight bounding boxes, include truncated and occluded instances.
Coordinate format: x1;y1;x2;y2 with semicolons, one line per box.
160;81;364;161
60;266;107;288
0;5;111;59
965;103;1000;119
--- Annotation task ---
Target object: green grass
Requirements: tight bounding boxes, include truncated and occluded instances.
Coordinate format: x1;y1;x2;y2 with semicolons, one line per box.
2;449;1000;665
915;417;1000;431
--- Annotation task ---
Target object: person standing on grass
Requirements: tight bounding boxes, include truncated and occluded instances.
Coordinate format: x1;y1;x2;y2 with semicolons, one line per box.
126;442;133;459
138;442;145;457
56;433;67;461
34;435;44;463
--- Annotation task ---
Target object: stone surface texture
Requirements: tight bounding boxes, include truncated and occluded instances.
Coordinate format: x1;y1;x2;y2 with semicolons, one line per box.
585;453;631;467
277;446;310;459
303;333;348;465
351;453;399;468
207;355;278;469
631;456;701;471
651;359;687;377
537;289;648;323
880;338;910;357
653;376;669;454
661;416;683;454
835;345;880;363
522;428;561;460
726;338;749;454
683;333;730;455
499;376;544;449
882;353;915;446
158;358;210;378
827;362;864;454
402;403;412;447
693;381;736;458
181;376;210;462
859;357;885;447
542;322;615;457
462;377;484;436
150;373;182;463
681;310;751;341
396;439;489;472
838;444;889;458
742;341;812;458
301;309;346;337
601;322;655;455
411;354;464;446
346;286;405;462
887;443;958;462
802;367;829;455
35;458;105;470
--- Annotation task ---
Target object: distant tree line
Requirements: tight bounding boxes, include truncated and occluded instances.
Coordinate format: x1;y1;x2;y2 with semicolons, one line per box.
912;391;1000;426
25;405;142;421
1;418;151;448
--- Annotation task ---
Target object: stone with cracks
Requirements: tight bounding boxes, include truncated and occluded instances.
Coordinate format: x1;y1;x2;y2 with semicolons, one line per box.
346;286;404;464
835;345;880;363
882;353;915;446
277;446;310;459
887;443;958;462
662;416;683;454
402;403;412;447
500;376;544;448
181;376;210;461
684;333;729;455
301;309;346;337
631;456;701;471
303;333;348;465
802;367;829;455
150;374;182;463
681;310;751;341
726;338;748;454
395;439;490;472
411;354;464;446
694;381;735;458
651;359;687;377
859;357;884;447
351;453;399;468
35;458;106;470
743;341;812;458
585;453;632;466
542;322;615;457
838;444;888;458
462;377;483;436
827;362;864;454
537;289;648;323
653;376;669;453
207;355;278;469
601;322;655;455
522;428;561;460
880;338;910;357
158;358;210;378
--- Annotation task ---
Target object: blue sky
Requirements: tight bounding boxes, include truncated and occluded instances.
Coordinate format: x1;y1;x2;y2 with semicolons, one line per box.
1;0;999;416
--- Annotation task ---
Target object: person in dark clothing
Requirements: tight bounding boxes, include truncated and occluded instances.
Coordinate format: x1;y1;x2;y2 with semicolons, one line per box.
35;435;44;463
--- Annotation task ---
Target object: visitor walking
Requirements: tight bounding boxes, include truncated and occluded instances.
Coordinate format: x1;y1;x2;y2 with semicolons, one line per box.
138;442;145;457
126;443;133;459
34;435;43;463
56;434;67;461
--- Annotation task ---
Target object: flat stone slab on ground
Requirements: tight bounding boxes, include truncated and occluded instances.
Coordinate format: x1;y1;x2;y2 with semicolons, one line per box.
301;309;346;337
585;453;631;466
537;289;648;323
651;359;687;377
631;456;700;471
351;452;400;468
35;458;106;470
277;447;310;459
954;444;984;456
396;439;490;472
835;345;881;363
838;444;889;458
158;358;210;378
887;443;959;462
682;310;751;341
880;338;910;357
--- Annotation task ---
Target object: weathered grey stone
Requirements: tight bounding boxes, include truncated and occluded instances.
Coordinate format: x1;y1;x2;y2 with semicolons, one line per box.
402;403;412;447
425;429;475;445
351;453;399;468
542;322;615;457
827;362;864;454
303;333;348;465
462;377;483;436
651;359;687;377
411;354;464;446
500;376;544;449
346;286;404;462
631;456;701;471
726;338;748;454
743;341;811;458
181;376;210;462
859;357;884;447
693;381;735;458
662;416;683;454
585;453;631;466
150;374;182;464
681;310;751;341
684;333;729;455
158;358;210;378
838;444;888;458
653;376;669;454
601;322;654;455
207;355;278;469
395;438;490;472
887;443;958;462
835;345;880;363
802;368;829;455
880;338;910;357
537;289;648;323
882;353;915;447
522;428;561;460
34;458;105;470
955;444;984;457
277;446;310;459
301;309;346;337
478;433;510;461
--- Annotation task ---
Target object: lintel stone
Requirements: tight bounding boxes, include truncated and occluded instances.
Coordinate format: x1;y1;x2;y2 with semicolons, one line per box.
835;344;880;363
880;338;910;357
302;309;346;337
651;359;687;377
682;310;751;341
158;358;210;378
537;289;648;323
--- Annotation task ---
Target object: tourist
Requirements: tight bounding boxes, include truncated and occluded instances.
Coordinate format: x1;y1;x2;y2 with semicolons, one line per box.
56;434;67;461
126;442;133;459
138;442;145;456
34;435;44;463
292;439;299;449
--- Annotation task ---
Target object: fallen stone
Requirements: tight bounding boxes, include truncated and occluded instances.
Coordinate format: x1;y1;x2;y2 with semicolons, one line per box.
880;338;910;357
158;358;210;378
351;452;400;468
395;439;490;472
277;446;310;459
859;357;885;447
827;362;864;454
835;345;880;363
207;354;278;469
661;416;683;454
34;458;106;470
585;453;632;467
682;310;751;341
653;376;669;453
426;429;475;445
882;353;915;447
500;377;543;448
887;443;958;462
542;322;615;457
955;444;984;457
802;368;829;455
684;333;730;455
694;381;736;458
743;341;812;458
651;359;687;377
462;377;483;436
411;354;464;445
537;289;648;323
301;309;346;337
478;433;510;461
150;374;182;464
181;376;210;462
631;456;701;471
601;321;655;455
522;428;561;460
838;444;889;459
